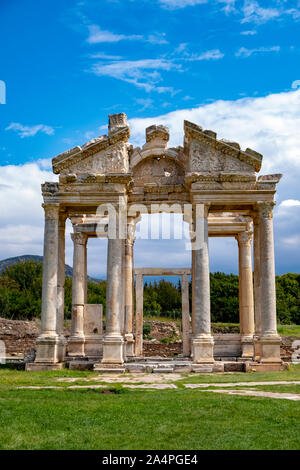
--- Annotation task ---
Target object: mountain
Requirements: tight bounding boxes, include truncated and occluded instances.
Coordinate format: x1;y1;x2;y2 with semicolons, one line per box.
0;255;102;283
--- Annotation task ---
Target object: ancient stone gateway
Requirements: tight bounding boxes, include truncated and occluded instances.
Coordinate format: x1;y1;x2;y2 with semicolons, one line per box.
26;113;284;372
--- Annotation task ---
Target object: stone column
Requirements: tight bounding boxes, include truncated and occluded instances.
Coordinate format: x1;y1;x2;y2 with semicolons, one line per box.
68;232;88;356
124;218;135;357
34;203;61;364
257;202;281;363
101;236;124;365
192;204;214;363
84;241;88;304
56;212;67;361
236;230;255;359
135;273;144;357
253;215;262;360
181;274;190;356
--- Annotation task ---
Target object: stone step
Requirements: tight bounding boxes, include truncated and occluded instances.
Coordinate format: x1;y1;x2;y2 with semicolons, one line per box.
94;367;126;373
153;368;174;373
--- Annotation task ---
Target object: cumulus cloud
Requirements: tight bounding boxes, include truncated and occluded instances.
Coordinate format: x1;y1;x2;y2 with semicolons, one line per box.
5;123;55;138
279;199;300;207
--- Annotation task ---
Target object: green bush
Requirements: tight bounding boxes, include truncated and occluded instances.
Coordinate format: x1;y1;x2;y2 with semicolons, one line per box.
0;261;299;325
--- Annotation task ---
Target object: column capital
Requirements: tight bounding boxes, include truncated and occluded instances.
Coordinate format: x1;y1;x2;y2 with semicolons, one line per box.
257;202;276;219
236;230;253;246
42;203;60;220
71;232;88;246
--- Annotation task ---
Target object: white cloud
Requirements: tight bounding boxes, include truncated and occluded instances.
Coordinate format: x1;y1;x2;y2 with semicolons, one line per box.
279;199;300;207
241;0;300;25
236;45;280;57
90;58;180;92
87;25;142;43
87;25;167;45
136;98;154;111
184;49;224;60
240;30;257;35
241;0;280;24
5;123;55;138
158;0;207;9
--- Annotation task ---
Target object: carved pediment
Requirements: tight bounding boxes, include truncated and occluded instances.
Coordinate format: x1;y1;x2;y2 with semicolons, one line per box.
189;140;254;174
52;113;130;175
184;120;262;174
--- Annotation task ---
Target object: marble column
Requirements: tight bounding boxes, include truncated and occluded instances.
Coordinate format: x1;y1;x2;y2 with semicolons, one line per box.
34;203;61;364
124;218;135;357
84;241;88;304
236;230;255;358
101;236;124;364
253;215;262;360
56;212;67;361
257;202;281;363
68;232;88;356
135;273;144;357
192;204;214;363
181;274;190;356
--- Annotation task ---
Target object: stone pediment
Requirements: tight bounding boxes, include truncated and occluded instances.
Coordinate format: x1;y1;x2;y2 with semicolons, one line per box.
184;120;262;174
52;113;131;175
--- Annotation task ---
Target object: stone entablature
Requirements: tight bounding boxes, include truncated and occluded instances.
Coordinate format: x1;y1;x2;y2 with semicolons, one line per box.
27;112;284;372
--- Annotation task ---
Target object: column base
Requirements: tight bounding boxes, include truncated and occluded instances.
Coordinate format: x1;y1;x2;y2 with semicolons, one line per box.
100;334;124;365
68;336;85;356
34;334;65;364
124;334;135;358
192;335;214;364
84;335;103;357
253;335;262;361
241;335;254;359
259;335;281;363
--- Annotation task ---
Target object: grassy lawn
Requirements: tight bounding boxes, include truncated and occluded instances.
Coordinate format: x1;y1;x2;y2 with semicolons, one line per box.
277;324;300;336
0;366;299;450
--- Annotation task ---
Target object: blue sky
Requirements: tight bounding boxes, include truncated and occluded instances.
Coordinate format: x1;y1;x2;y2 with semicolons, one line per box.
0;0;300;277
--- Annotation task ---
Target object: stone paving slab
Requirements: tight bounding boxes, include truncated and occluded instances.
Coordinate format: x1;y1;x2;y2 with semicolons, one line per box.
184;380;300;388
197;389;300;401
123;384;177;389
56;373;186;383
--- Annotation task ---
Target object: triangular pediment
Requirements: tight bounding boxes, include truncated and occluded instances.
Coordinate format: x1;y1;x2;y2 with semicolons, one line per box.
52;114;130;175
184;120;262;173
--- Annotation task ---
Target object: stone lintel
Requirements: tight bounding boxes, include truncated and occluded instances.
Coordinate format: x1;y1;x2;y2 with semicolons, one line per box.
134;268;191;276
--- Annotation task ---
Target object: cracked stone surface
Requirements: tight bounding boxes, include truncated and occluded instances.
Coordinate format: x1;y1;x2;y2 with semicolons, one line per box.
197;389;300;401
56;373;185;383
184;380;300;388
123;384;178;389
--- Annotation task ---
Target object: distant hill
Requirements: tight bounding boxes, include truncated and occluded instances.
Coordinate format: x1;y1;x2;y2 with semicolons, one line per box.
0;255;102;283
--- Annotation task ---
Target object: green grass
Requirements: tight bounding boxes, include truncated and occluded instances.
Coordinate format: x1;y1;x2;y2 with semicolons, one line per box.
0;387;299;450
0;366;299;450
277;324;300;336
